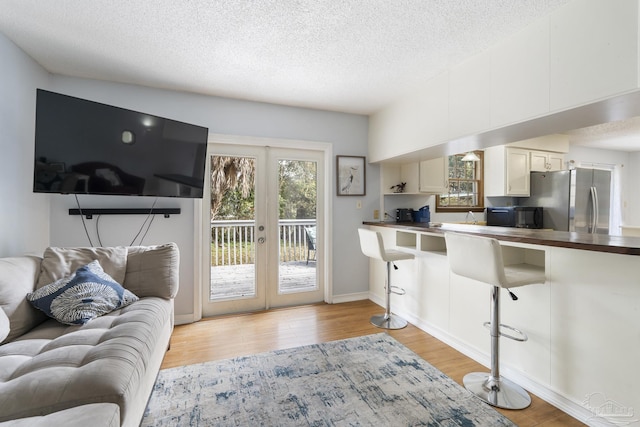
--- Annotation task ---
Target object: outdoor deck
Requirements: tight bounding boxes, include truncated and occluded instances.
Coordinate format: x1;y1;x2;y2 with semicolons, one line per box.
210;261;316;299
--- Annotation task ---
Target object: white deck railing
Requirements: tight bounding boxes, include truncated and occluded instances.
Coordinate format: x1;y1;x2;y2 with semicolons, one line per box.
211;219;316;266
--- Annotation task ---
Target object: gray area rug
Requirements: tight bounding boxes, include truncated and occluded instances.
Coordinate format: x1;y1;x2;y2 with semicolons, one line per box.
142;333;515;426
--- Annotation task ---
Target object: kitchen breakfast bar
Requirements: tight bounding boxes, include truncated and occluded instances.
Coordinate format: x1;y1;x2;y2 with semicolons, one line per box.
362;222;640;425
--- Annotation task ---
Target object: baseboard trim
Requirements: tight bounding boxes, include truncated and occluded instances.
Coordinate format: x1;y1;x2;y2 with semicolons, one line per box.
331;292;369;304
371;299;613;427
174;313;196;326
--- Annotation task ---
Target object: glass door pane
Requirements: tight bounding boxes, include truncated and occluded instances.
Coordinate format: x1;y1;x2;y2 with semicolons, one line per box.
202;143;267;318
277;159;317;294
210;155;257;300
268;148;324;308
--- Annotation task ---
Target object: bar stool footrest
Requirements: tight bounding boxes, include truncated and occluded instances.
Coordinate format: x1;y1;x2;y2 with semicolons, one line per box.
483;322;528;342
389;286;405;295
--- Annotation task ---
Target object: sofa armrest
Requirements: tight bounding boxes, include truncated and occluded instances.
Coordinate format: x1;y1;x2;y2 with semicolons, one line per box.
123;243;179;299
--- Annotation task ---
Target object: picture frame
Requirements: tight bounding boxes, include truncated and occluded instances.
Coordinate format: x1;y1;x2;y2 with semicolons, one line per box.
336;155;366;196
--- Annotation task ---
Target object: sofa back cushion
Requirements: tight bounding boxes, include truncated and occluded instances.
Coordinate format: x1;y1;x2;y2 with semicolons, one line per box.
0;256;46;343
124;243;179;298
36;246;128;288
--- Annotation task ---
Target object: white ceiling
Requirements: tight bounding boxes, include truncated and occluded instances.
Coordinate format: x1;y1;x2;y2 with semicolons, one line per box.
0;0;571;115
2;0;639;151
565;117;640;152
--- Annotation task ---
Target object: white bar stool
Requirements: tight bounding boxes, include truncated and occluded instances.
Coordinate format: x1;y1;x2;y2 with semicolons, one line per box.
358;228;414;329
444;231;545;410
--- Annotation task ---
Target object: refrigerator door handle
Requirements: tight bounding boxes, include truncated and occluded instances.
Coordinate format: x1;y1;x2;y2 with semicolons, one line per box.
593;186;599;233
590;186;598;234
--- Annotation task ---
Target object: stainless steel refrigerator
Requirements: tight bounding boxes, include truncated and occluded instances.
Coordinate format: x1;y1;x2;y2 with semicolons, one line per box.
520;168;611;233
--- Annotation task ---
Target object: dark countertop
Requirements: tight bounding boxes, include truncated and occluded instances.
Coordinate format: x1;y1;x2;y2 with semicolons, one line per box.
362;221;640;256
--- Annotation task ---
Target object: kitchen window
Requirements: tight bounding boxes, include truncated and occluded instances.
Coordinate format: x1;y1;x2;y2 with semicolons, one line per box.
436;151;484;212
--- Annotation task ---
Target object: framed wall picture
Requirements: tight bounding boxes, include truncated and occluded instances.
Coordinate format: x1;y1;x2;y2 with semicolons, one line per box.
336;155;366;196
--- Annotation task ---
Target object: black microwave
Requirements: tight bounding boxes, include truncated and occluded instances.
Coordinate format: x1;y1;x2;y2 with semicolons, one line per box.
486;206;543;229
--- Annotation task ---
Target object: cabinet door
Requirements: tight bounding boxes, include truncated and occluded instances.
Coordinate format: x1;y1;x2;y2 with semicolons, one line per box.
530;151;549;172
491;16;550;128
547;154;565;171
549;0;638;111
449;53;491;139
506;148;530;196
531;151;565;172
419;158;448;193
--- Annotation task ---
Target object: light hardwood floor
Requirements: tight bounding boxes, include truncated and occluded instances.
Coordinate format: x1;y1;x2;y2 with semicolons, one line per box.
162;300;585;427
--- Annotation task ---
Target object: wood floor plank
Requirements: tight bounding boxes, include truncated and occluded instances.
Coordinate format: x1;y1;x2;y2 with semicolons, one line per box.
161;300;585;426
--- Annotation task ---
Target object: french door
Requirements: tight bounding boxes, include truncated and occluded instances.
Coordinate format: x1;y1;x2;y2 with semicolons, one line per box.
202;143;325;317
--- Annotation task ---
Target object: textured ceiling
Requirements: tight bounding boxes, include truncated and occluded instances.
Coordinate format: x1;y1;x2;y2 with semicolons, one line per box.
0;0;571;115
566;117;640;152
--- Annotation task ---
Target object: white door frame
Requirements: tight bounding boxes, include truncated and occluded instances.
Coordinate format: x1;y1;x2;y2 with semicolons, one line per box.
193;134;333;321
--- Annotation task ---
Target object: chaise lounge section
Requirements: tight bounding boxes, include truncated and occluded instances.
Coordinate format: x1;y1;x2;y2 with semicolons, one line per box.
0;243;179;427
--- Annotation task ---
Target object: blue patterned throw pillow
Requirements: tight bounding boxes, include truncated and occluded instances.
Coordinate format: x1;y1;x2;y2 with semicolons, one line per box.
27;260;139;325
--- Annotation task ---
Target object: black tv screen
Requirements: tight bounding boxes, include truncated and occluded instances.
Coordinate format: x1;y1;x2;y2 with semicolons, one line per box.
33;89;209;198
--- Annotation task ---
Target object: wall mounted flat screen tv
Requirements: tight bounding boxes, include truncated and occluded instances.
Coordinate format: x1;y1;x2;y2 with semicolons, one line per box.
33;89;209;198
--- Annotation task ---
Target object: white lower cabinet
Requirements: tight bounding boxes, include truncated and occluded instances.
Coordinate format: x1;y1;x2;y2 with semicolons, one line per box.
366;225;640;426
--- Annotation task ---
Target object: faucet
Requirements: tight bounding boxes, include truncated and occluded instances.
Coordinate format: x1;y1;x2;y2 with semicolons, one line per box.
465;211;478;224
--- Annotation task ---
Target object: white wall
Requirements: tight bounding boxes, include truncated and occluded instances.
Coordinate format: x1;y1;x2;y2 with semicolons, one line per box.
45;76;373;320
0;34;51;257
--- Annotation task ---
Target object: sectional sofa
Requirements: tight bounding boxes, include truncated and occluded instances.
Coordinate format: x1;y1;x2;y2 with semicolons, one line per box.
0;243;179;427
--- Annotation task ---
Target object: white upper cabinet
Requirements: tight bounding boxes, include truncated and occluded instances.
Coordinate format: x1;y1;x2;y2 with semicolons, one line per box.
485;146;530;197
491;17;550;128
368;73;449;163
368;0;640;163
505;148;530;196
530;151;565;172
550;0;639;111
449;53;492;139
419;158;448;193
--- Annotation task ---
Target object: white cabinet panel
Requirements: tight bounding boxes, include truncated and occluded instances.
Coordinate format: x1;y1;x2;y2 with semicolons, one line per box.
491;16;550;127
419;157;448;193
506;148;530;196
549;247;640;416
449;53;492;139
530;150;565;172
550;0;639;111
530;151;549;172
368;73;449;163
485;146;530;197
547;154;564;171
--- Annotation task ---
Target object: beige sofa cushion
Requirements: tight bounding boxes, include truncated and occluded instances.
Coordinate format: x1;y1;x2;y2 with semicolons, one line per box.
0;403;119;427
0;309;8;342
36;246;128;289
0;257;45;344
0;297;172;423
124;243;179;298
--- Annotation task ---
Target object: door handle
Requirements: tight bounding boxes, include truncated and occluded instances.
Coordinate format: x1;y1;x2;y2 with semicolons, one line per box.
592;186;599;234
258;237;265;244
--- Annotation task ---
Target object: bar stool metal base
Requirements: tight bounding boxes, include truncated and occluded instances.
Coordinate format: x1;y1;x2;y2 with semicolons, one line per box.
370;313;407;329
463;372;531;410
